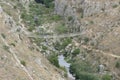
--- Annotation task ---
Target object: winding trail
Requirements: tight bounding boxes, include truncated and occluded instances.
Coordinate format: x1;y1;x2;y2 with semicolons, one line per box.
82;45;120;58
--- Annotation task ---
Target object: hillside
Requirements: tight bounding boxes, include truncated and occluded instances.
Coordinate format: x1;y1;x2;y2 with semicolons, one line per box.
0;0;65;80
0;0;120;80
54;0;120;80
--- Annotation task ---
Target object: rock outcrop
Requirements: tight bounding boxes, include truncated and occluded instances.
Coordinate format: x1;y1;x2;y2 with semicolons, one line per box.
55;0;120;55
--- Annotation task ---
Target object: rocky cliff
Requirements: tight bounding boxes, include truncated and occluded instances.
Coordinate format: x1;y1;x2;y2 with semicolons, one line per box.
55;0;120;79
55;0;120;55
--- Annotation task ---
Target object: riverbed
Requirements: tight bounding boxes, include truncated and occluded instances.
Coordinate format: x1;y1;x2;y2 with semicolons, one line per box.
58;55;75;80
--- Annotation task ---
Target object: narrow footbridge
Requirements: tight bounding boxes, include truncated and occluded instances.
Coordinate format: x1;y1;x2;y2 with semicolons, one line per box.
28;32;83;39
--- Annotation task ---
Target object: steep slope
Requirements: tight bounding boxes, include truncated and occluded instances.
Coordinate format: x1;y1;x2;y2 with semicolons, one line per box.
54;0;120;80
55;0;120;55
0;1;65;80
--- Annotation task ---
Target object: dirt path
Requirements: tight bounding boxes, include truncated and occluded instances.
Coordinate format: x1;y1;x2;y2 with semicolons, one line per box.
82;45;120;58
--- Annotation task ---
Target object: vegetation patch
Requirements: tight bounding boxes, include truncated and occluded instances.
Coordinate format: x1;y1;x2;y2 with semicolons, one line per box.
48;53;59;68
3;45;10;52
1;33;6;39
70;59;99;80
115;61;120;68
72;48;80;57
102;74;112;80
20;60;26;66
55;24;68;34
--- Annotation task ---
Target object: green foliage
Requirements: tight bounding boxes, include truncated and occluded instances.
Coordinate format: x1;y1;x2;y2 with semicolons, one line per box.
28;26;35;32
20;60;26;66
60;66;67;77
51;15;62;21
1;33;6;39
70;60;99;80
90;21;94;24
55;24;67;34
72;48;80;56
62;38;72;49
115;61;120;68
76;72;99;80
42;45;48;50
13;5;17;9
3;45;10;52
102;74;112;80
54;41;61;50
10;43;16;47
112;5;118;8
48;54;59;68
40;0;54;8
68;16;73;21
84;37;89;43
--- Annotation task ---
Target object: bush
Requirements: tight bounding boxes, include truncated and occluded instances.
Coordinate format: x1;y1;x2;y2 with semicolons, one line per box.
51;15;62;21
115;61;120;68
1;33;6;39
55;24;67;34
76;72;99;80
84;37;89;43
61;38;72;49
70;60;99;80
10;43;16;47
20;60;26;66
48;54;59;68
102;74;112;80
3;45;10;52
112;5;118;8
72;48;80;56
42;45;48;50
68;16;73;21
60;66;67;77
35;0;54;8
28;26;35;32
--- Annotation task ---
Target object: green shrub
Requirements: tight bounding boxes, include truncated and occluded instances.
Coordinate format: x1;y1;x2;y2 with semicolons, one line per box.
55;24;67;34
51;15;62;21
72;48;80;56
112;5;118;8
48;54;59;68
28;26;35;32
90;21;94;24
43;0;54;8
20;60;26;66
68;16;73;21
42;45;48;50
102;74;112;80
54;41;61;50
60;66;67;77
76;72;99;80
70;60;98;80
3;45;10;52
10;43;15;47
61;38;72;49
1;33;6;39
115;61;120;68
84;37;89;43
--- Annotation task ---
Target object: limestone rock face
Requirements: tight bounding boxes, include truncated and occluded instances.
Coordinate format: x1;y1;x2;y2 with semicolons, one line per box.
55;1;120;79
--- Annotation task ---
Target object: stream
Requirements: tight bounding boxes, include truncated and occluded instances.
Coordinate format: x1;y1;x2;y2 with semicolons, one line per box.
58;55;75;80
